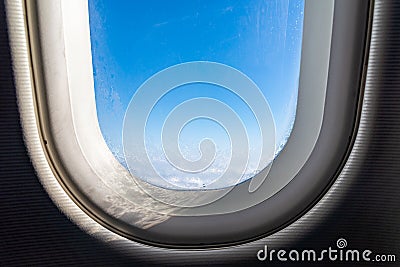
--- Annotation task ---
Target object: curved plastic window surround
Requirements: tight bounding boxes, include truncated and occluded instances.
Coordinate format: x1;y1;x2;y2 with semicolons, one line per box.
29;0;333;214
22;0;371;247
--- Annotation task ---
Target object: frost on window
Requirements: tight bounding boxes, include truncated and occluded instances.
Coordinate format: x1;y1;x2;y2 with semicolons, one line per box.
88;0;304;190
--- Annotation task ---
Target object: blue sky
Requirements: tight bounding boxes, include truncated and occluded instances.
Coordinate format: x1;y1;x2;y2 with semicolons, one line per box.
88;0;304;189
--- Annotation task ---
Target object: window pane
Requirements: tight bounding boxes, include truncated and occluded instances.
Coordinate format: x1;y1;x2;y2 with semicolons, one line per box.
88;0;304;190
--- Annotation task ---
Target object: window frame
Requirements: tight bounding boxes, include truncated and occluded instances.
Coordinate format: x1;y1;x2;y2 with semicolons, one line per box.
16;0;372;247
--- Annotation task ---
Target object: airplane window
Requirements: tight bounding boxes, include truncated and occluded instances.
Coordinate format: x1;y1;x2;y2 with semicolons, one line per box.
20;0;373;247
2;0;384;260
88;0;304;190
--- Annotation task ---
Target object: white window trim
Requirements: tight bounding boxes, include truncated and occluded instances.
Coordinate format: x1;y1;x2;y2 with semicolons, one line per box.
28;0;334;217
12;0;379;248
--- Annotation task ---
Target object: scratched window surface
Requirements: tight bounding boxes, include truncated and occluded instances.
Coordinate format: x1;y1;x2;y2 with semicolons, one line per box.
88;0;304;190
